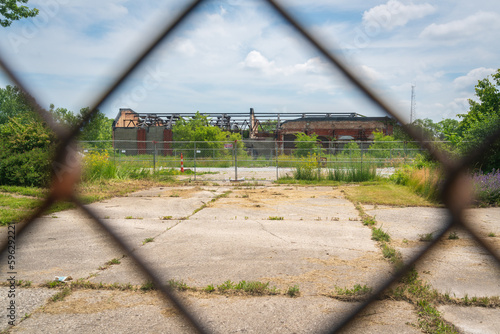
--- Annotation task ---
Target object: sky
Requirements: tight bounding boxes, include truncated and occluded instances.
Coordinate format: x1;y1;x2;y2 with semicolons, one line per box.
0;0;499;123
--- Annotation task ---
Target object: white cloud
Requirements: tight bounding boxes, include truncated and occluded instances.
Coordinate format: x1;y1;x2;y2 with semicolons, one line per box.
242;50;276;73
453;67;496;91
241;51;329;77
420;12;500;41
363;0;436;31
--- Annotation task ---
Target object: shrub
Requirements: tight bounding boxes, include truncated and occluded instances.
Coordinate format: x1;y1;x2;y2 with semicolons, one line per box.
294;133;324;157
471;169;500;206
390;165;441;202
0;147;53;187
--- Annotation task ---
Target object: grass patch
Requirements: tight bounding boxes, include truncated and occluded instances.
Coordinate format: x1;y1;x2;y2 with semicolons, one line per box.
0;185;47;198
168;279;189;291
140;281;155;291
142;237;154;244
50;287;72;302
286;285;300;297
267;216;284;220
419;233;434;242
342;183;437;207
372;227;390;242
448;231;459;240
107;258;121;265
328;284;372;301
488;232;496;237
362;216;376;226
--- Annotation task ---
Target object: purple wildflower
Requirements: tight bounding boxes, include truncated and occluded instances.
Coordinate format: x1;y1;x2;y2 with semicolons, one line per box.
471;169;500;205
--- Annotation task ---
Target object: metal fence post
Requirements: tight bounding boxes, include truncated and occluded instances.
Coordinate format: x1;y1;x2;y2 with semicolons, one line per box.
234;140;237;181
275;141;279;181
153;141;156;172
194;142;197;181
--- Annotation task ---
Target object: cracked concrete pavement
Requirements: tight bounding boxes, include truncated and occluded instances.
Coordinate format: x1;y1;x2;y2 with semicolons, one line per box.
1;185;499;333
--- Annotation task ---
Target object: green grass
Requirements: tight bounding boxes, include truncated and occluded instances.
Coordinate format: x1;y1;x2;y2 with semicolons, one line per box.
419;233;434;242
343;182;437;207
372;227;390;242
448;231;459;240
168;279;189;291
140;281;155;291
50;287;72;302
267;216;284;220
106;258;121;265
286;285;300;297
142;237;154;244
0;185;47;198
334;284;372;296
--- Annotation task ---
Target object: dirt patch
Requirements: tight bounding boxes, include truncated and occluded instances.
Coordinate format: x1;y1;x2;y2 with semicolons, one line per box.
260;253;385;294
161;188;200;198
42;290;165;315
213;187;344;209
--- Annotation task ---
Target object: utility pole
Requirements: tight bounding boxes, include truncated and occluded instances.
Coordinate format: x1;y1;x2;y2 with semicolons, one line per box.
410;84;416;124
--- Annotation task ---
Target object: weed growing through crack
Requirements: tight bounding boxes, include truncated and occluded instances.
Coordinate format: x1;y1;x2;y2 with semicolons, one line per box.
50;287;71;302
142;237;154;245
287;285;300;297
448;231;459;240
488;232;496;237
372;227;390;242
107;258;121;265
140;281;155;291
268;216;284;220
168;279;189;291
161;216;173;220
334;284;372;296
419;233;434;242
204;284;215;293
362;216;376;226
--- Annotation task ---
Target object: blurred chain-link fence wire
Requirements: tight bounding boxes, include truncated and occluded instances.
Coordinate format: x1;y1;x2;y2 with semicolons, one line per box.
1;0;500;332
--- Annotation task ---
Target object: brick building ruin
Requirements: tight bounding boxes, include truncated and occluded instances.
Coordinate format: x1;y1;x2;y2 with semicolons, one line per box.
112;108;393;155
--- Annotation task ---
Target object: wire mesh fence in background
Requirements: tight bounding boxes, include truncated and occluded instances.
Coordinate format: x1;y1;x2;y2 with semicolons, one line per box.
79;140;433;181
1;0;500;333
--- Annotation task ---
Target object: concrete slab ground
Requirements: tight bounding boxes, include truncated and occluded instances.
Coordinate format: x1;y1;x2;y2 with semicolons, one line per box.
8;290;421;334
364;205;500;298
1;185;499;333
437;305;500;334
93;187;393;296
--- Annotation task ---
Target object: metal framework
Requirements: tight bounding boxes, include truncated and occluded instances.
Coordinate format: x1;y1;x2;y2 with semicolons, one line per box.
1;0;499;333
117;111;367;131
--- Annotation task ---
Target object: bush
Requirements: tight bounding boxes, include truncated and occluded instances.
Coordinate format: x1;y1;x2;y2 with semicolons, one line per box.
390;165;441;202
294;133;324;157
471;169;500;206
82;151;118;181
0;148;53;187
0;117;55;187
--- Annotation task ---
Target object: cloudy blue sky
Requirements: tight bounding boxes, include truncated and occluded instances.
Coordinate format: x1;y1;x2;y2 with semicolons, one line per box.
0;0;499;123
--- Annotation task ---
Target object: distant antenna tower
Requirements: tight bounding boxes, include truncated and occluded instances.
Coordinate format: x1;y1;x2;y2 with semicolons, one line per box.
410;84;416;124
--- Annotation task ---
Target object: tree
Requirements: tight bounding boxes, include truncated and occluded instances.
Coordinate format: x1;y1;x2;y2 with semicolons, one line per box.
455;69;500;171
0;115;55;186
0;0;38;27
172;112;243;158
368;131;401;159
78;107;113;149
294;133;324;157
0;85;33;124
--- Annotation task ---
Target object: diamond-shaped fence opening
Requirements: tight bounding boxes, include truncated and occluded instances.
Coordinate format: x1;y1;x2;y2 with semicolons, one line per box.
1;0;499;333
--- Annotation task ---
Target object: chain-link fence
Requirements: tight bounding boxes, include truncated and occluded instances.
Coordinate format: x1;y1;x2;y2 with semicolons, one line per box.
1;0;500;333
79;139;432;181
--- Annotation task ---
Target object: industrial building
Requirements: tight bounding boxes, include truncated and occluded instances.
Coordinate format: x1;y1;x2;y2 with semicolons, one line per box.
112;108;393;155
